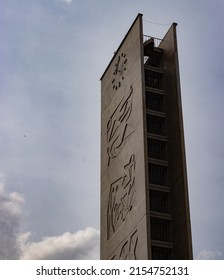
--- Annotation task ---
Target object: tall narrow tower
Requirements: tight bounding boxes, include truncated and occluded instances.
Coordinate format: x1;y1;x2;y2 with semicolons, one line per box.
100;14;193;260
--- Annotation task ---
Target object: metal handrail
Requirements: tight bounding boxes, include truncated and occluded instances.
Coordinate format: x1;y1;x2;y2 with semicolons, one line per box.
143;35;162;47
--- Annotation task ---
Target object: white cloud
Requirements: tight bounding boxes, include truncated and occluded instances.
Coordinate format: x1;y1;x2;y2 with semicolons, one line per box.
0;174;24;259
0;174;99;260
20;227;99;260
196;250;224;260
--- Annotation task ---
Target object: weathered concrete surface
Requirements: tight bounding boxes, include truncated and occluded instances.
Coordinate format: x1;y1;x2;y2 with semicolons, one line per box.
101;14;149;260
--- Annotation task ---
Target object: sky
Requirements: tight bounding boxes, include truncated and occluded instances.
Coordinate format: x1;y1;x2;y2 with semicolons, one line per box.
0;0;224;260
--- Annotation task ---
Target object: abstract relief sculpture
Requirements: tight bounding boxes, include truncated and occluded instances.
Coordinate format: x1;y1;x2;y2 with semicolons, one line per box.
111;230;138;260
119;230;138;260
107;86;134;166
107;154;136;239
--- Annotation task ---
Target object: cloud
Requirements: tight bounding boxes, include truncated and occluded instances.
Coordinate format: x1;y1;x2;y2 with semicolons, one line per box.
0;174;99;260
196;250;224;260
19;227;100;260
0;174;24;259
60;0;73;5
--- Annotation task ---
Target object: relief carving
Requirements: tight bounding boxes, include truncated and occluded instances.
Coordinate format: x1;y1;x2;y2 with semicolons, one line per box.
111;230;138;260
107;154;136;239
107;85;134;166
120;230;138;260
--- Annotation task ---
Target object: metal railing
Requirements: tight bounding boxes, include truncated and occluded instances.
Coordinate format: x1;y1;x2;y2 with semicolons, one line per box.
143;35;162;47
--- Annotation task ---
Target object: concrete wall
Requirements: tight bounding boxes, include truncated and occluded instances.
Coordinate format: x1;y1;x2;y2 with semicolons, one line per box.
100;14;149;259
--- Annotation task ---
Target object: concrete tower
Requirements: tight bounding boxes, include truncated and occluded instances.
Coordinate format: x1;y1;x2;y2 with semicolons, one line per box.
100;14;192;260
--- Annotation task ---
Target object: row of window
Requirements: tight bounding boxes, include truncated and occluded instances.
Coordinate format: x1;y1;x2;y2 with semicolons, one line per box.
151;217;171;242
145;69;164;89
149;163;167;186
144;48;163;68
147;114;166;136
152;246;172;260
150;190;169;213
146;91;165;112
148;138;167;160
145;49;173;259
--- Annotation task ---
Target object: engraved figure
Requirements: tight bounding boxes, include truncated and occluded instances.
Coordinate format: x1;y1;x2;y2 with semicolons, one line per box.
119;230;138;260
107;154;136;238
107;86;134;166
111;230;138;260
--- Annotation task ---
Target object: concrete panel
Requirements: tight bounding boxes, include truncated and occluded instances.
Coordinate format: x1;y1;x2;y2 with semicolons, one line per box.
100;14;149;259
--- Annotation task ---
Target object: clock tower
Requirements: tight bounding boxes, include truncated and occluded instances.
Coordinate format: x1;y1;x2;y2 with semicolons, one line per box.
100;14;193;260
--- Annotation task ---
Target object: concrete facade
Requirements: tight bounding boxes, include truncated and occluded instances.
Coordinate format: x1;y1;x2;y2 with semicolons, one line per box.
100;14;192;260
